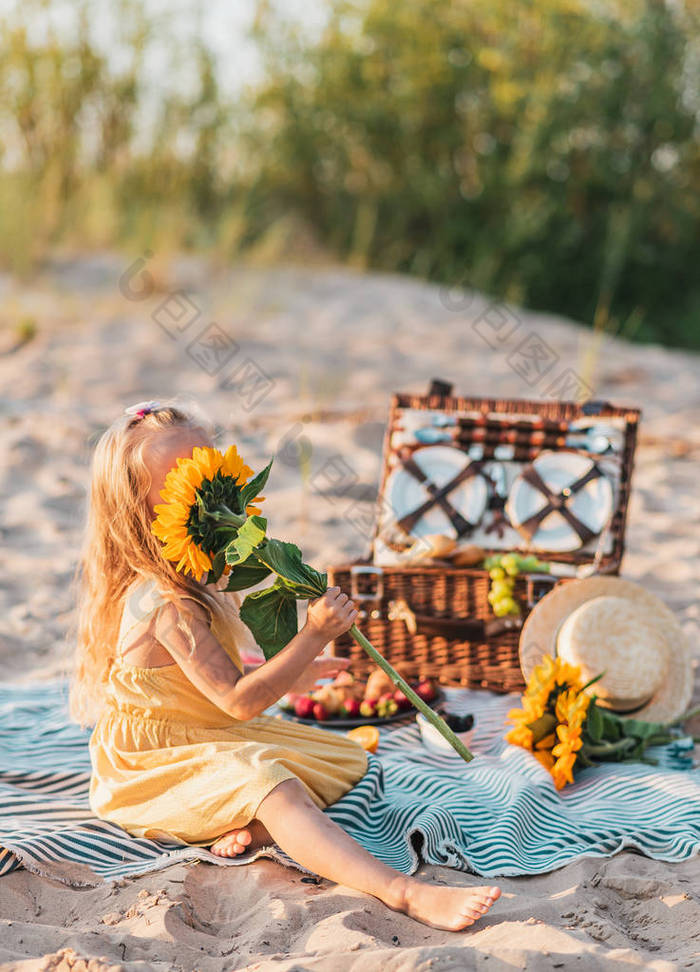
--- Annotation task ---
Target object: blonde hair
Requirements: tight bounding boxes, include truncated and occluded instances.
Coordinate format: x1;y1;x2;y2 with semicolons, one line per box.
69;401;248;729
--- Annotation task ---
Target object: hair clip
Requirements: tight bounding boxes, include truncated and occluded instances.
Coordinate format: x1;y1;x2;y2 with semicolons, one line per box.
124;400;161;420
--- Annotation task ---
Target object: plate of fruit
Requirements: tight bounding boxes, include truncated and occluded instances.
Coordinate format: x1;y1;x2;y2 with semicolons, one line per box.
277;667;442;727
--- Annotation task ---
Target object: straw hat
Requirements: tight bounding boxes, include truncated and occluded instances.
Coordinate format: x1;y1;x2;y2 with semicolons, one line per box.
519;576;692;723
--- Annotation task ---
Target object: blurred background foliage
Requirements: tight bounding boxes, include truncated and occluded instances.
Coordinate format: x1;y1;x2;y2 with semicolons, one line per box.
0;0;698;347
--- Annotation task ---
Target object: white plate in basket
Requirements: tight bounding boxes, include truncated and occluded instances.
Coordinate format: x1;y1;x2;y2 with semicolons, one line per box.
383;446;488;539
506;451;613;552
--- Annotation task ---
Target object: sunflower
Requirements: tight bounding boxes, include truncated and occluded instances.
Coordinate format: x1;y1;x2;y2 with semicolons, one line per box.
506;654;593;788
533;749;555;771
552;658;583;690
152;445;265;579
508;693;545;724
534;732;557;751
549;722;584;789
506;651;686;789
527;655;583;702
505;692;552;750
524;655;557;699
555;687;590;730
551;751;578;790
505;722;534;750
507;690;545;744
553;722;583;755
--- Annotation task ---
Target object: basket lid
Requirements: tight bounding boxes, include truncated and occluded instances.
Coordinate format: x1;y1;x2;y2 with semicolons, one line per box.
369;381;640;574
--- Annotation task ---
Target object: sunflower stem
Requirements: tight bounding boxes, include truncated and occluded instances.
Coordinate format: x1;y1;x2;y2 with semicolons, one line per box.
644;734;674;747
582;737;637;758
206;507;247;527
348;624;474;762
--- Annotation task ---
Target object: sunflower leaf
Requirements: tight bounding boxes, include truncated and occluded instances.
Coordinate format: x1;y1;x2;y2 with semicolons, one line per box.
580;672;605;693
224;562;272;592
239;581;298;659
253;538;327;598
586;699;604;743
600;711;623;740
208;550;227;584
239;459;273;511
225;515;268;566
621;718;666;740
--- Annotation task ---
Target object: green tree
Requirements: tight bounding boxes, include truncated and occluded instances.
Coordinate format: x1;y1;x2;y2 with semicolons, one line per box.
245;0;700;345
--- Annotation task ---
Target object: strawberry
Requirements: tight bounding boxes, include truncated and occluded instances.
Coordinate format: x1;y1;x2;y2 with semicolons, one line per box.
393;689;411;710
359;699;377;718
415;680;437;703
378;691;395;705
294;696;315;719
341;698;361;718
312;702;329;722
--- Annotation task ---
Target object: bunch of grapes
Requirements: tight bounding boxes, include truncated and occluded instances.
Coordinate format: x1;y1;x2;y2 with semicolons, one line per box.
483;552;550;617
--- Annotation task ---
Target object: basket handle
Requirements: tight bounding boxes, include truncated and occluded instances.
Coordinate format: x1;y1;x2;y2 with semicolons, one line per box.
428;378;454;398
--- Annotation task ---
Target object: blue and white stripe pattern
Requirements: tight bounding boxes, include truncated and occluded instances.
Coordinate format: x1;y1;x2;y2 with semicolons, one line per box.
1;680;698;886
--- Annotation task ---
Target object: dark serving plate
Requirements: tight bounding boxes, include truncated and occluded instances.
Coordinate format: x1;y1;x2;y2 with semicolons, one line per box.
276;689;445;729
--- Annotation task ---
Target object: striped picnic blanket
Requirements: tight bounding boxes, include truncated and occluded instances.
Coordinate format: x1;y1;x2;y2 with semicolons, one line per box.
1;679;698;887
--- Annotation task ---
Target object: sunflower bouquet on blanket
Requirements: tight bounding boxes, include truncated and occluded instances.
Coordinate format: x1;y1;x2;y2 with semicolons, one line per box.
152;445;473;762
506;655;697;790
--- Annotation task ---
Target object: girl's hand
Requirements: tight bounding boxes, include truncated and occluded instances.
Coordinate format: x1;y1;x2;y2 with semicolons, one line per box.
304;587;359;645
288;655;352;696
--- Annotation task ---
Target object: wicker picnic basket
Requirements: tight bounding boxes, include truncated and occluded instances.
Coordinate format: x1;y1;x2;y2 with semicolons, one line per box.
327;380;640;693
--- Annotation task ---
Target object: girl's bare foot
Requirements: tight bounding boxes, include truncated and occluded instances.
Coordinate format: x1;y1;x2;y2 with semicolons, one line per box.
210;820;271;858
388;877;501;931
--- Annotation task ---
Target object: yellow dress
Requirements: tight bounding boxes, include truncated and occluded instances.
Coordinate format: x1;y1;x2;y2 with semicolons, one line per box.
88;580;368;847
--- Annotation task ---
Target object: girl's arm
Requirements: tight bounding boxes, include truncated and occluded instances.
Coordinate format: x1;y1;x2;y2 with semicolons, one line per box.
242;656;353;695
154;587;358;721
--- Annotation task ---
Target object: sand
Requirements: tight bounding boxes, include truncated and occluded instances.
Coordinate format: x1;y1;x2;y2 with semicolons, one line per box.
0;254;698;970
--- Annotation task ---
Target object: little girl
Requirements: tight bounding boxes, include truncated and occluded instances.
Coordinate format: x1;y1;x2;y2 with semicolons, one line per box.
71;400;500;931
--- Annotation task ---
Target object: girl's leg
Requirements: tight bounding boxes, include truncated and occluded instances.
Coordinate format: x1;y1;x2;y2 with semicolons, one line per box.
248;778;500;931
